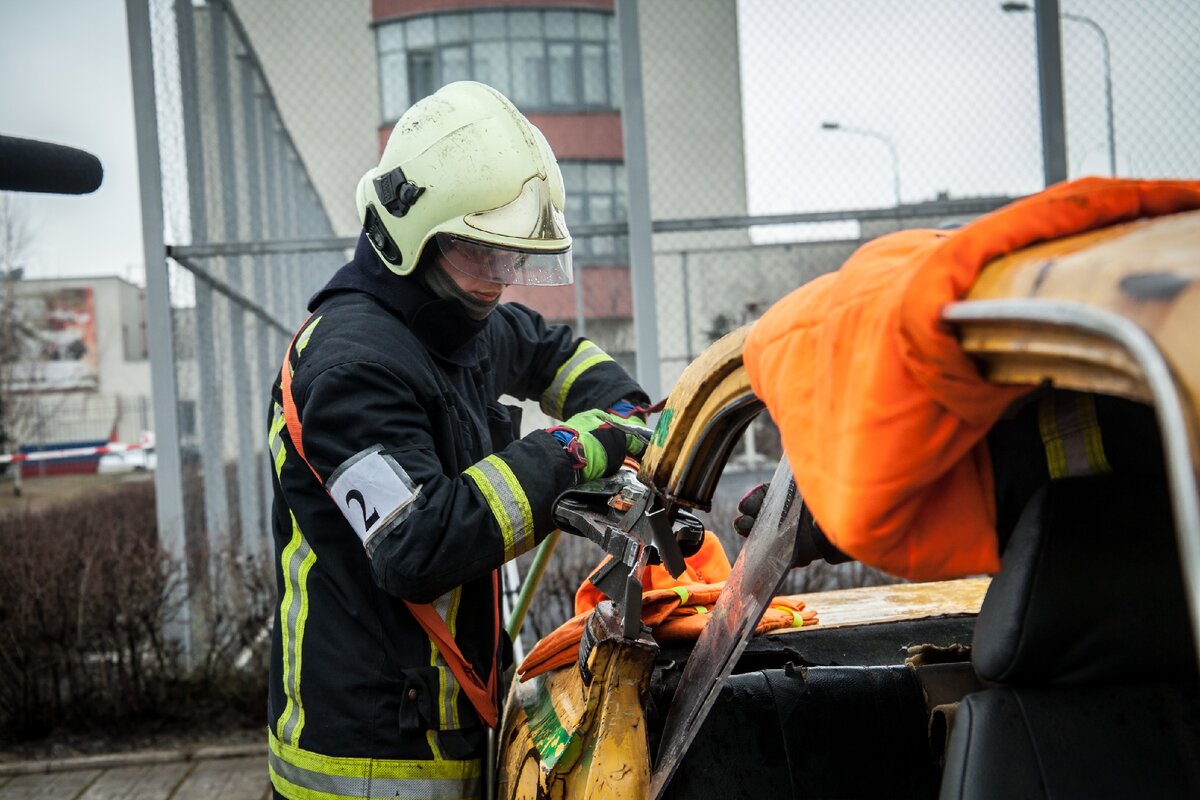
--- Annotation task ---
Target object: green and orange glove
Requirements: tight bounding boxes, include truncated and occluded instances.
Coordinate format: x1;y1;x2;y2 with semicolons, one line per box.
548;409;639;483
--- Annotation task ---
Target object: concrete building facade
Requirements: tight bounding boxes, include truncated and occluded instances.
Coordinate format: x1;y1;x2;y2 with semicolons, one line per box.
2;276;153;461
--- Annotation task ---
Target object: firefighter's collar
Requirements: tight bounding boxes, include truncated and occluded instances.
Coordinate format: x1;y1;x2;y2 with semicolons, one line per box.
310;235;488;366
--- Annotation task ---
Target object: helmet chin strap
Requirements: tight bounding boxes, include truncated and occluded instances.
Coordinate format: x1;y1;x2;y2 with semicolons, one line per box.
418;259;499;320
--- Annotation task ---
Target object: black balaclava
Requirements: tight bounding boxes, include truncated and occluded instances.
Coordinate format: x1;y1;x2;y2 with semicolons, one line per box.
418;257;501;320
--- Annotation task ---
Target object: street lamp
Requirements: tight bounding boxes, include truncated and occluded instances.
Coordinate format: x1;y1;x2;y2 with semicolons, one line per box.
820;121;901;207
1002;2;1116;176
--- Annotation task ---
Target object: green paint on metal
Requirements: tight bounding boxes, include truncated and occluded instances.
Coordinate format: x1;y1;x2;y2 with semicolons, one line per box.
522;675;580;769
653;409;674;447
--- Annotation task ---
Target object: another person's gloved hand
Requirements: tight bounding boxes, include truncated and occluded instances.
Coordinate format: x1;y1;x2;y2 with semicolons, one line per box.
733;482;852;567
548;409;639;483
733;482;769;537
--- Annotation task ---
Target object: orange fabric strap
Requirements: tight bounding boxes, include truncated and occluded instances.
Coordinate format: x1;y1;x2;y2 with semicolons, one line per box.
276;318;500;729
405;579;500;729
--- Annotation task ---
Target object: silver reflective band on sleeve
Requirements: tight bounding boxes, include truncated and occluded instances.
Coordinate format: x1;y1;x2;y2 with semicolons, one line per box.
269;729;481;800
463;455;534;562
539;339;615;419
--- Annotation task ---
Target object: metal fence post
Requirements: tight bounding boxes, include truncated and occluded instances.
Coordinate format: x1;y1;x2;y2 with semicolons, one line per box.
680;251;694;363
1034;0;1068;185
241;59;275;553
125;0;193;666
211;1;260;561
616;0;662;401
261;110;283;328
173;0;226;654
573;264;586;336
189;3;231;593
283;151;303;321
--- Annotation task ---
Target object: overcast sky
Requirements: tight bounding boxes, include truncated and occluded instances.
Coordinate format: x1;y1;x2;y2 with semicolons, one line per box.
739;0;1200;214
0;0;141;282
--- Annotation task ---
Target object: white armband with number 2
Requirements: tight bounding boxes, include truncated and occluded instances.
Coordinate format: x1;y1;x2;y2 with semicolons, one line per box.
327;445;421;554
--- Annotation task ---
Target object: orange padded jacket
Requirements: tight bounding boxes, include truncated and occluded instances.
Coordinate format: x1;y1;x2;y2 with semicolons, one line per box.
744;177;1200;580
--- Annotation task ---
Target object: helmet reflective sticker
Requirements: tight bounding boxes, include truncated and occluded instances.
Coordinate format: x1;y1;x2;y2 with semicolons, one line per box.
436;234;573;287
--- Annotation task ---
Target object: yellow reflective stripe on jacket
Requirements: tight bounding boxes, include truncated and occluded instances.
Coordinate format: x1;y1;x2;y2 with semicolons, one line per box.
269;402;288;479
269;729;480;800
430;588;463;731
276;511;317;746
463;455;534;561
286;315;324;381
296;315;323;356
1038;394;1112;479
539;340;614;419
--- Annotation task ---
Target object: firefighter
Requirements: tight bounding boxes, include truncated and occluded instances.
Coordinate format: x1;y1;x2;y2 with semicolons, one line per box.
265;81;649;799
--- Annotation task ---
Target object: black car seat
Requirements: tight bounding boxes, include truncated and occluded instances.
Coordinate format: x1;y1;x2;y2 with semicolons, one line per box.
939;465;1200;799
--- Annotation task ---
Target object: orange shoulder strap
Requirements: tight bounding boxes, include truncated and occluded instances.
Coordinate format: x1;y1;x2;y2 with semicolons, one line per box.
276;318;500;728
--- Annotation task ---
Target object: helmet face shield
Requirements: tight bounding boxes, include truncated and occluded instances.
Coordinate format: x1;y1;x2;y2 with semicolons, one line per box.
436;234;573;287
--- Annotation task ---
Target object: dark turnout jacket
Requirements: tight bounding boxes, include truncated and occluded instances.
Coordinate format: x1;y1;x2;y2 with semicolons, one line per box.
267;237;646;800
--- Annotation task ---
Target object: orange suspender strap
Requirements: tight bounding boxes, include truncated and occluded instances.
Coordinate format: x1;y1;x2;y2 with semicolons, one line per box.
279;319;323;487
277;319;501;729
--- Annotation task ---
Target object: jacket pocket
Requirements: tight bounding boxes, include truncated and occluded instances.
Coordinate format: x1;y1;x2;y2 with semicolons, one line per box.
486;402;522;451
398;665;482;734
397;666;440;734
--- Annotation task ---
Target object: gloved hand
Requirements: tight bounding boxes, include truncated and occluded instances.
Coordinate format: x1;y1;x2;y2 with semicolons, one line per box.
733;482;769;537
549;409;639;483
606;400;652;455
733;482;852;567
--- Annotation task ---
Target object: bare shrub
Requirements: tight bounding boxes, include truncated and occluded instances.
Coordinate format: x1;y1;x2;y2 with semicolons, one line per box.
0;481;180;739
0;478;273;744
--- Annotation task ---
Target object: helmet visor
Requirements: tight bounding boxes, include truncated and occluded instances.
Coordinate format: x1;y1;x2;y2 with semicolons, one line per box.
436;234;573;287
465;176;571;243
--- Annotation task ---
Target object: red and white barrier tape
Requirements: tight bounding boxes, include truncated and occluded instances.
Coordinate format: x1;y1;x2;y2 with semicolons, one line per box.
0;442;150;465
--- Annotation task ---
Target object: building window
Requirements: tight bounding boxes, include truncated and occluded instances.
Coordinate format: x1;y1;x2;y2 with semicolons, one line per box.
406;50;434;105
377;9;621;120
560;160;627;263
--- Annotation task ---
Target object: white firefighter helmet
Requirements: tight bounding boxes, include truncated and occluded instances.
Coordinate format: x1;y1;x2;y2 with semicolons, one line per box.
355;81;572;286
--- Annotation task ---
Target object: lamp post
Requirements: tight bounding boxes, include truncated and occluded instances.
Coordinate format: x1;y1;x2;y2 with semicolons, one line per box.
820;121;901;207
1002;2;1116;176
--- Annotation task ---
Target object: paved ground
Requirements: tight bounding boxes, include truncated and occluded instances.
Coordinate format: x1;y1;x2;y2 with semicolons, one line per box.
0;745;269;800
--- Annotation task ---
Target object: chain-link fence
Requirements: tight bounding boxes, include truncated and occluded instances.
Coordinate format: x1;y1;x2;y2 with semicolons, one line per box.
129;0;1200;658
137;0;355;655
